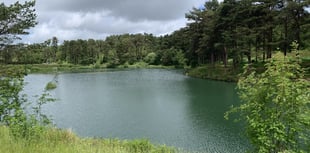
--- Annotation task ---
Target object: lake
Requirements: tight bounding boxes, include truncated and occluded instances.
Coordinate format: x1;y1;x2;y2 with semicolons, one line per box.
24;69;249;152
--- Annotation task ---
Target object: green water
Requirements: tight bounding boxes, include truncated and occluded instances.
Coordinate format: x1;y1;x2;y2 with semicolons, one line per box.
24;69;249;152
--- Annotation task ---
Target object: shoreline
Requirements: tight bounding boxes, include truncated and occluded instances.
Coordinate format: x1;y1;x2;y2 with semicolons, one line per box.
2;62;309;82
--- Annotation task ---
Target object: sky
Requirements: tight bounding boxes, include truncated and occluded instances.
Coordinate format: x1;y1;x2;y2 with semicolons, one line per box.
3;0;222;44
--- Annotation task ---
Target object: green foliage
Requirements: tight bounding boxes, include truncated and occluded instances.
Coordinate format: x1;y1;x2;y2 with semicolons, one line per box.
0;66;55;140
0;31;192;68
0;1;37;48
144;52;157;65
174;50;187;67
175;0;310;67
57;34;159;66
158;48;187;67
0;76;26;125
225;50;310;152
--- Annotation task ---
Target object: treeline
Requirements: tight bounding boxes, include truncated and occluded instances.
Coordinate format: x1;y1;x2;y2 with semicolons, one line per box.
0;34;186;67
168;0;310;67
0;0;309;68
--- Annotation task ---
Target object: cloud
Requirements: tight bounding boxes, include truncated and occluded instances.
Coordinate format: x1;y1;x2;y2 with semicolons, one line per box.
3;0;207;43
38;0;193;21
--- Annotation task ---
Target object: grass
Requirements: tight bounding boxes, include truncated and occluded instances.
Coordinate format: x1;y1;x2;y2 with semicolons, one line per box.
187;64;241;82
26;64;102;73
0;62;176;75
117;62;175;69
0;126;176;153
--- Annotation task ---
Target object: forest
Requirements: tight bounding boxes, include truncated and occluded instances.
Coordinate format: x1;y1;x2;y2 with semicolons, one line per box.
1;0;309;72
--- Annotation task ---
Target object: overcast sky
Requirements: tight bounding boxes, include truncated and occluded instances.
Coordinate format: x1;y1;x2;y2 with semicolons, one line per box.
4;0;223;43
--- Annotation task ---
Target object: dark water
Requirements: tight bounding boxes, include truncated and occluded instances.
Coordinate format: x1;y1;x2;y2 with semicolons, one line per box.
24;69;249;152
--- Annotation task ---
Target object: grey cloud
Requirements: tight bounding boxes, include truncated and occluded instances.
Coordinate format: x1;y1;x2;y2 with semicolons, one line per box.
4;0;206;43
38;0;194;21
35;10;185;40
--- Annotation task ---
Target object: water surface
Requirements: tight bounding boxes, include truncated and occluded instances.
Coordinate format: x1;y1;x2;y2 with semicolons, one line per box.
24;69;248;152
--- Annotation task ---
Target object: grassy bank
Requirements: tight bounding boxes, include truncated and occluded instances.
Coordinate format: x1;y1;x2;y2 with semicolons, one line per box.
0;126;176;153
0;62;176;74
187;65;242;82
1;64;99;74
115;62;175;69
187;61;309;82
25;63;106;73
188;50;310;82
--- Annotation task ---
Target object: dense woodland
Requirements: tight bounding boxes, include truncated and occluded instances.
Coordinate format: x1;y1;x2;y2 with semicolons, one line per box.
1;0;309;68
0;34;188;67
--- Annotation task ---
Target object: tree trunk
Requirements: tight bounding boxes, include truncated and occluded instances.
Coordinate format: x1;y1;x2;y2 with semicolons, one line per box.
211;52;215;67
263;51;266;62
247;52;251;64
255;36;259;62
284;16;288;56
267;27;273;59
247;42;251;63
223;47;227;67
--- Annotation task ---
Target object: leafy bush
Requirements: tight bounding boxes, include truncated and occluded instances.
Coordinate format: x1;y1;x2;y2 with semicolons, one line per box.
144;52;157;65
225;50;310;152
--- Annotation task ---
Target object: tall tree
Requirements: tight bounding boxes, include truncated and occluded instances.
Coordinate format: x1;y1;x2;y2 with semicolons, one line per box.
200;0;220;66
283;0;309;50
185;6;205;66
86;39;99;64
51;36;58;62
217;0;240;66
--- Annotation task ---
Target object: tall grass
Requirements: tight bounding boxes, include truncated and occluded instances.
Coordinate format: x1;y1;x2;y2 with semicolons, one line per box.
0;126;176;153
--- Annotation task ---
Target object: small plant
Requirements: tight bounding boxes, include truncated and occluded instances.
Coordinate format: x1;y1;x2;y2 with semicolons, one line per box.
45;82;57;90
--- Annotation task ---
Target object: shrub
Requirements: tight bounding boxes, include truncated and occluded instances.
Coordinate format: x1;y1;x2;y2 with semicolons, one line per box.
45;82;57;90
144;52;157;65
225;50;310;152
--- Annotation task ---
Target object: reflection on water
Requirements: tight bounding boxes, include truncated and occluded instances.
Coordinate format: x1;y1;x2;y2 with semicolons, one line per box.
24;69;249;152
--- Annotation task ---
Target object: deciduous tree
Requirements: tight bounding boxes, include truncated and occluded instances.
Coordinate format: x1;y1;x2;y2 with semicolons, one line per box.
225;44;310;152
